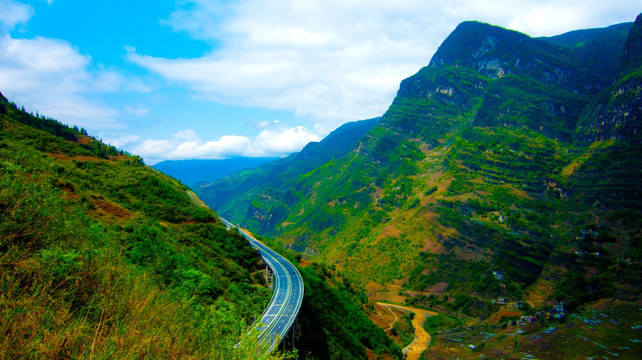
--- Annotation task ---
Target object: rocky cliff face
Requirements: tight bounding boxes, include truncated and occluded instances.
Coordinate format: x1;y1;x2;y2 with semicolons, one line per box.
428;21;605;93
621;14;642;75
576;14;642;142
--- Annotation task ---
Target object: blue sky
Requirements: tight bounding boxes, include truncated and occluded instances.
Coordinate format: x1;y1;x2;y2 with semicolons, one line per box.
0;0;639;164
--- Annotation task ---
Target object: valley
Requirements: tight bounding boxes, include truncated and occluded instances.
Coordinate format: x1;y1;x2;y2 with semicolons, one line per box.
1;7;641;360
375;303;436;360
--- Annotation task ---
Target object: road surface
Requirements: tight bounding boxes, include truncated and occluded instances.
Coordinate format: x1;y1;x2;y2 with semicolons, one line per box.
220;218;304;353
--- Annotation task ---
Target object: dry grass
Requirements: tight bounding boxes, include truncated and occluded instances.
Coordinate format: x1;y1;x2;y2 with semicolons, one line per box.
0;247;281;360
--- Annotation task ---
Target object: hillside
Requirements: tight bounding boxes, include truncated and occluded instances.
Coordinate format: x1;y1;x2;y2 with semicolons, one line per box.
195;16;642;358
0;92;279;358
0;92;405;359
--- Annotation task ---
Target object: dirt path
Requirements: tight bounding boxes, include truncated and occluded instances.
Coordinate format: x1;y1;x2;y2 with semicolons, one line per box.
376;303;437;360
378;304;399;332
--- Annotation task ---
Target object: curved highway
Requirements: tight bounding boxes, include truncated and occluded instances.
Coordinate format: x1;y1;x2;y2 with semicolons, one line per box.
220;218;304;353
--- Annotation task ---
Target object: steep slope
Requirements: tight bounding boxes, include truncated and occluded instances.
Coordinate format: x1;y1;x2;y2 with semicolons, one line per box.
0;93;279;359
196;16;642;323
253;238;403;360
540;22;632;85
569;15;642;215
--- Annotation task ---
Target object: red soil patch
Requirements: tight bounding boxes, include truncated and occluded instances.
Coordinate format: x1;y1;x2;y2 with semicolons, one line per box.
366;280;408;304
377;225;402;242
429;282;448;294
299;258;312;268
59;185;80;200
486;308;522;324
365;347;394;360
370;303;406;346
91;198;132;220
370;303;399;332
420;237;444;254
48;152;128;162
48;153;98;161
76;135;91;144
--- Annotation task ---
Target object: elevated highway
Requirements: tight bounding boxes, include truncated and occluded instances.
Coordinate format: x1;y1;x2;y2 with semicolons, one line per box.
220;218;304;353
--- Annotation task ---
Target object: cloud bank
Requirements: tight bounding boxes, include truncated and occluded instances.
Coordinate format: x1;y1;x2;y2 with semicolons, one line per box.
111;125;321;165
0;0;32;30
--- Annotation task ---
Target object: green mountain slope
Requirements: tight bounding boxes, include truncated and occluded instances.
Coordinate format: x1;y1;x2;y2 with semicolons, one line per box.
540;22;632;85
0;93;282;359
196;117;380;234
196;15;642;325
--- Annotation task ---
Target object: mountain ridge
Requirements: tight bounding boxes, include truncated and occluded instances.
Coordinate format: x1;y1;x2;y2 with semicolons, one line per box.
195;16;642;325
153;157;279;186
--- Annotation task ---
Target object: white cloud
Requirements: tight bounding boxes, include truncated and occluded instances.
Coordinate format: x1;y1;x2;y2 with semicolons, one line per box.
103;134;141;148
132;125;321;164
254;126;321;154
134;139;175;160
0;33;154;131
0;0;33;30
445;0;638;37
128;0;443;129
0;34;121;129
130;0;639;131
173;129;200;142
1;0;638;165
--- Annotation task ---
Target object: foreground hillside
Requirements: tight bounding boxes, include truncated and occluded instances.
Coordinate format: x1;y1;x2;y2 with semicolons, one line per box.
196;15;642;359
0;93;281;358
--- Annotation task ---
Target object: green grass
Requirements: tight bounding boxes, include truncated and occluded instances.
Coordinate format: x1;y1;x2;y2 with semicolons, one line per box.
423;313;465;335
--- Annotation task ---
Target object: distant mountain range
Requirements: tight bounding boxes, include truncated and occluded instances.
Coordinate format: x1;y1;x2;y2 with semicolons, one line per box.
152;118;381;188
195;14;642;325
193;117;380;225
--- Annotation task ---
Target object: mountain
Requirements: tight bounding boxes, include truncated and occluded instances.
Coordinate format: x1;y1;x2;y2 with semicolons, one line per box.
153;157;279;187
196;16;642;358
0;94;401;359
196;116;380;229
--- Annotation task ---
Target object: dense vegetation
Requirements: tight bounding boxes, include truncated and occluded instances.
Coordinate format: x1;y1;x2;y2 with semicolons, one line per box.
196;14;642;332
0;94;282;359
252;236;403;359
7;12;641;360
